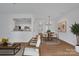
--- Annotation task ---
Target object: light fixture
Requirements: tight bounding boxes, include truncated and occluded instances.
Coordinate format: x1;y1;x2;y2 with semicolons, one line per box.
46;16;52;30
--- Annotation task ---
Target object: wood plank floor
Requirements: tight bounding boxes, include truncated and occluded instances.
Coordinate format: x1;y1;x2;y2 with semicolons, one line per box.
40;39;79;56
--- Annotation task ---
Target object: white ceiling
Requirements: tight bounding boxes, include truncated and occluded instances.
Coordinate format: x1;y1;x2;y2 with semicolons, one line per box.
0;3;79;18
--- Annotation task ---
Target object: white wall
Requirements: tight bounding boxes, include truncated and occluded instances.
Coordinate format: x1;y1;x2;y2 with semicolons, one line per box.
33;16;56;34
0;14;34;42
58;8;79;46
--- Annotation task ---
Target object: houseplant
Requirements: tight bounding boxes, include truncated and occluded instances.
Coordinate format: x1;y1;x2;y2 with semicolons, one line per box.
47;29;51;32
2;38;8;46
71;22;79;52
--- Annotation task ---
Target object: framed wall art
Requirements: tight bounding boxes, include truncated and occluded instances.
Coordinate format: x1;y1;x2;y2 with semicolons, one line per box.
57;20;67;32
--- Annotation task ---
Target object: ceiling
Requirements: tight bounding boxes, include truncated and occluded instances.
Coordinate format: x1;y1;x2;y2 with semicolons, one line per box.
0;3;79;19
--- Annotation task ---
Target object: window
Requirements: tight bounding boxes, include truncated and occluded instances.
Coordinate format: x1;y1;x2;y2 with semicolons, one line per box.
13;18;32;31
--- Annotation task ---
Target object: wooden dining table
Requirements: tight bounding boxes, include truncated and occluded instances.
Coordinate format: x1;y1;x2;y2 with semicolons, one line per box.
47;32;53;41
40;32;57;41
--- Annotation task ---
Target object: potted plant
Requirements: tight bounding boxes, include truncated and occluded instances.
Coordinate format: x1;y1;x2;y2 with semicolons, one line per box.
47;29;51;32
2;38;8;46
71;22;79;52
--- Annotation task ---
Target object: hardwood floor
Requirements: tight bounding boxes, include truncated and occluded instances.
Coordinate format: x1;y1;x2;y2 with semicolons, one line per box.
21;39;79;56
40;39;79;56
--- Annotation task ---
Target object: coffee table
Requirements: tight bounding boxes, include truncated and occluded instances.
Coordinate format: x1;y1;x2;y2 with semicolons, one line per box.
0;43;21;55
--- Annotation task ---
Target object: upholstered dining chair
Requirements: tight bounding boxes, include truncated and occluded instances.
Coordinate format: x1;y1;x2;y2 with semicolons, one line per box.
23;35;41;56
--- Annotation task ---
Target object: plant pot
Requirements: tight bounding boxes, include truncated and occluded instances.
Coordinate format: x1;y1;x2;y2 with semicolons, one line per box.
75;46;79;53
